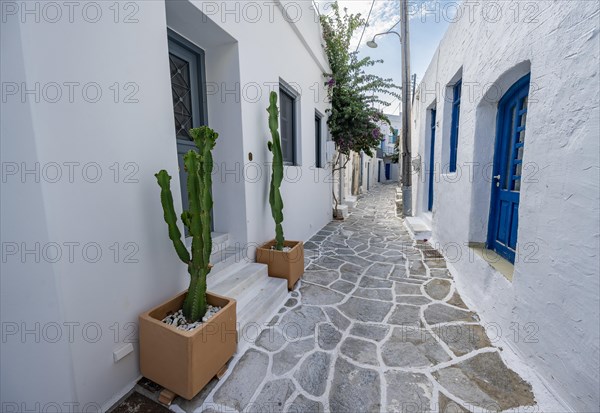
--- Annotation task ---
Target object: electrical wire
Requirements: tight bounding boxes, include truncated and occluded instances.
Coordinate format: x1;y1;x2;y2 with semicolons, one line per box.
388;20;399;32
355;0;376;52
393;100;401;115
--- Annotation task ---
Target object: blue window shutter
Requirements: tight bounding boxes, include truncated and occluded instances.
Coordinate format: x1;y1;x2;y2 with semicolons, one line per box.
449;80;462;173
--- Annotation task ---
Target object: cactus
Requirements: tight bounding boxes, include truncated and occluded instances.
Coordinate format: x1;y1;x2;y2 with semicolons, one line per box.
267;91;285;251
155;126;218;322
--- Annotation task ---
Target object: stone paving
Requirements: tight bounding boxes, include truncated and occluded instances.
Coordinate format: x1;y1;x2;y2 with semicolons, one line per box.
195;184;536;413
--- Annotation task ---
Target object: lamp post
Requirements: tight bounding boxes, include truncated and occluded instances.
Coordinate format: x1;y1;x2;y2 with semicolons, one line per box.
367;1;412;216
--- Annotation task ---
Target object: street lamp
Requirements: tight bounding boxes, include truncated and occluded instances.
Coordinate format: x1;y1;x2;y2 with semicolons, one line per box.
366;31;402;48
366;5;412;217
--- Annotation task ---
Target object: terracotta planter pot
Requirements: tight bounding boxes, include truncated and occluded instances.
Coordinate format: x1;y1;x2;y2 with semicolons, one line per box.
256;240;304;290
139;291;237;400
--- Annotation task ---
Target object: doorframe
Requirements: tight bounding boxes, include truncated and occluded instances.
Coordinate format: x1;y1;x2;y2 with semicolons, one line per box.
167;29;212;232
428;107;437;212
486;73;531;261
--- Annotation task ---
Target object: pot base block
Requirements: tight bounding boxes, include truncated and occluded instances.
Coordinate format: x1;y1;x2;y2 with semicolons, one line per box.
139;291;237;400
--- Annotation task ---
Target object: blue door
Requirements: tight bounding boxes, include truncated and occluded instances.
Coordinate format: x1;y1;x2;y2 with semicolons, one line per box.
428;109;436;211
488;74;530;263
385;164;391;180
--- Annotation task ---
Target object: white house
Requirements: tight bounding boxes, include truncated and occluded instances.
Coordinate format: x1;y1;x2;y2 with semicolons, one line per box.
333;149;381;218
1;1;332;410
378;113;401;183
408;1;599;411
333;113;402;215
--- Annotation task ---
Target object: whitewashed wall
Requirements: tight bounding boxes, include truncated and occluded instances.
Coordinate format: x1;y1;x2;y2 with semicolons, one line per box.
380;162;400;183
187;0;332;248
1;0;331;410
359;154;375;193
381;114;402;155
410;2;599;411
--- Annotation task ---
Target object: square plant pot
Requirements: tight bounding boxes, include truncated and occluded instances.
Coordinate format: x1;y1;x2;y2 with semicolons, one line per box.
256;240;304;290
139;291;237;400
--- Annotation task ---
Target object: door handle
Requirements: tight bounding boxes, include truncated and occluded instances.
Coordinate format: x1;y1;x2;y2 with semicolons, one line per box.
493;175;501;187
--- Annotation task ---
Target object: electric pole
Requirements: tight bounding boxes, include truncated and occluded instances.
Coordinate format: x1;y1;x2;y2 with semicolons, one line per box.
400;0;413;216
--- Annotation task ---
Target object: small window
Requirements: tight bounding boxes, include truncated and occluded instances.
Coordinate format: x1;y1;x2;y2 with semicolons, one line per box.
279;86;297;165
449;80;462;172
391;128;398;143
315;112;323;168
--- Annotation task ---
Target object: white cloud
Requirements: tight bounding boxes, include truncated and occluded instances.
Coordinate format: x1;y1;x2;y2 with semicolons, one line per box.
314;1;445;50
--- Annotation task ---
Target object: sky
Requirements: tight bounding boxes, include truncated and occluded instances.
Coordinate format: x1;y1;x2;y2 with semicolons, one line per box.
315;1;453;116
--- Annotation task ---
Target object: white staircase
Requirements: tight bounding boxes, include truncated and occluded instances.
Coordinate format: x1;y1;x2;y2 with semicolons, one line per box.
208;233;289;349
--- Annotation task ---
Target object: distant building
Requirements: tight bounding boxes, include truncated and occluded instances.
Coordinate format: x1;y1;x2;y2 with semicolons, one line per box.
377;114;401;183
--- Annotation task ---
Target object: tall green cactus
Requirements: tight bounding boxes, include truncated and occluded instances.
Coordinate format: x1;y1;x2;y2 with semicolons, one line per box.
155;126;218;322
267;91;285;251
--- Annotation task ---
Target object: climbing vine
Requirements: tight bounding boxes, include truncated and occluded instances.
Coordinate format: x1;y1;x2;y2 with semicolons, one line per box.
320;2;401;157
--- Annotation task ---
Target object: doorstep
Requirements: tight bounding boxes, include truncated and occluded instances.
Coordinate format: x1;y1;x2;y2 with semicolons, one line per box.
333;204;349;219
343;195;358;208
404;216;432;240
470;244;515;281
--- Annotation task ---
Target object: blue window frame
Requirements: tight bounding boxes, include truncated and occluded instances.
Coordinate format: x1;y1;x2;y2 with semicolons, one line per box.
449;80;461;173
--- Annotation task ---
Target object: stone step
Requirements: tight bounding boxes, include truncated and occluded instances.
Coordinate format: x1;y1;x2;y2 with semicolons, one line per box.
237;276;288;348
208;263;268;299
207;259;245;282
211;246;246;274
343;195;358;208
211;232;229;247
210;232;230;261
404;216;432;241
333;204;349;219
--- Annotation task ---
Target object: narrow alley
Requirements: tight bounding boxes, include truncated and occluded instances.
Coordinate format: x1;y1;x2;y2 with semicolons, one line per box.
155;184;558;413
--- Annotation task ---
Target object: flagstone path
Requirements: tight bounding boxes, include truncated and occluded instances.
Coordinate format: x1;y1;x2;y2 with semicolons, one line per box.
184;184;537;413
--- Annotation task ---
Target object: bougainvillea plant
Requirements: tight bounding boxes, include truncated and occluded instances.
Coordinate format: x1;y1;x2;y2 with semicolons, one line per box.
320;2;401;157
